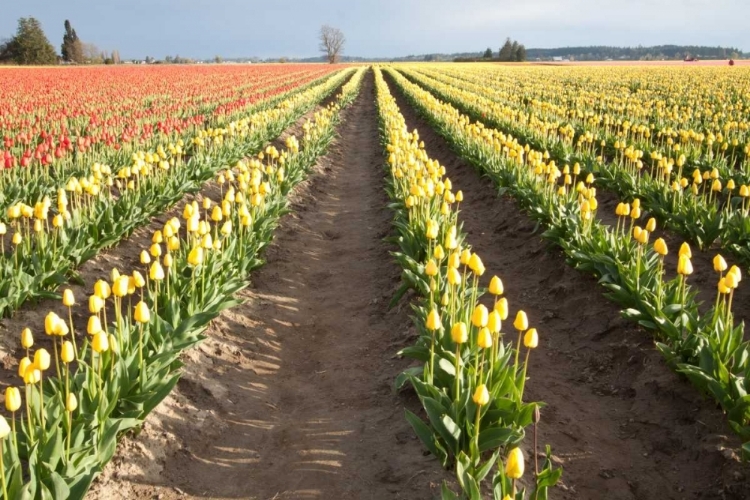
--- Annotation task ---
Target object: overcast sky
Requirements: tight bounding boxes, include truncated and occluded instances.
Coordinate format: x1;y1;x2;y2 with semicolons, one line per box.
1;0;747;60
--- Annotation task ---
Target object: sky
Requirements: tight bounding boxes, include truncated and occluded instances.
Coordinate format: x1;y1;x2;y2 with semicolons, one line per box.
1;0;747;60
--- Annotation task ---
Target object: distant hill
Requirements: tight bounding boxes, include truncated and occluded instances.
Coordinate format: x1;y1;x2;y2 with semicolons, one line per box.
211;45;748;64
525;45;745;61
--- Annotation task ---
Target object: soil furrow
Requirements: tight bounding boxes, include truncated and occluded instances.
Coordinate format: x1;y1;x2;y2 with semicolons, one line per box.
385;71;750;500
88;71;448;499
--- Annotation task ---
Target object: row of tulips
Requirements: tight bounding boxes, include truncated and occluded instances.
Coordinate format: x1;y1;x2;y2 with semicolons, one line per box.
397;66;750;266
0;66;365;499
374;67;561;499
0;66;339;213
0;68;356;318
421;64;750;183
385;67;750;458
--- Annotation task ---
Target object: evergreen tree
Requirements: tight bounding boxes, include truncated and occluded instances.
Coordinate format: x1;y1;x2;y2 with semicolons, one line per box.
515;44;527;62
13;17;57;65
510;41;519;61
61;20;83;63
498;38;513;61
483;47;493;59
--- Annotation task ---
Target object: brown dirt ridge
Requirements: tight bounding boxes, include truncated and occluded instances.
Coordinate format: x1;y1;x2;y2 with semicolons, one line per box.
383;70;750;500
87;71;449;499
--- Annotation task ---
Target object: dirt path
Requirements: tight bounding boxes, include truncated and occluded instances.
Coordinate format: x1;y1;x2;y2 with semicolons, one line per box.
385;72;750;500
88;72;448;499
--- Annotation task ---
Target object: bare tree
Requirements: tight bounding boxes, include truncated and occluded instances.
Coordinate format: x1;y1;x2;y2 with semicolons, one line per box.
319;25;345;64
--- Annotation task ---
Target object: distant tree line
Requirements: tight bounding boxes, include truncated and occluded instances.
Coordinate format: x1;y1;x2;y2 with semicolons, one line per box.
526;45;744;61
455;38;527;63
0;17;121;65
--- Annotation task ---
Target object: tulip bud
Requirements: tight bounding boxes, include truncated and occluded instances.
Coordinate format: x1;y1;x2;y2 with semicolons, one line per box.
21;328;33;349
645;218;656;232
488;276;504;296
713;254;728;273
495;297;509;320
677;255;693;276
94;280;111;299
477;327;493;349
505;447;525;479
425;259;438;277
472;384;490;406
150;262;165;281
653;238;668;256
451;322;468;344
447;268;462;286
679;242;692;258
92;332;109;353
468;253;485;276
718;277;731;294
433;245;445;261
134;301;150;324
132;271;145;288
61;341;75;363
87;315;103;335
23;367;41;385
140;250;151;265
524;328;539;348
45;312;61;335
487;310;502;333
425;309;441;331
729;265;742;283
4;387;21;412
188;246;204;267
113;276;130;297
66;393;78;413
513;310;529;331
471;304;488;328
18;357;32;378
33;348;51;371
62;289;76;307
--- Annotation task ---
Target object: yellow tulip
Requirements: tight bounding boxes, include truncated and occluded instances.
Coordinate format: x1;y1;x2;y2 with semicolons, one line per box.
713;254;728;273
134;301;150;324
62;289;75;307
60;341;75;363
425;259;438;277
66;393;78;413
677;255;693;276
23;367;41;386
150;262;165;281
524;328;539;348
92;332;109;353
471;304;488;328
505;447;525;479
94;280;111;300
718;277;731;294
21;328;33;349
425;309;441;331
140;250;151;265
468;253;485;276
472;384;490;406
18;357;32;378
645;218;656;232
4;387;21;412
188;246;204;267
653;238;668;256
87;316;102;335
89;295;104;314
679;242;692;258
33;348;51;371
451;322;468;344
477;327;493;349
447;268;462;286
495;297;509;320
488;276;504;296
112;276;130;298
513;310;528;331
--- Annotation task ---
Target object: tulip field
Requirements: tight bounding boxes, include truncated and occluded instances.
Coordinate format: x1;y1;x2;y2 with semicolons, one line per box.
2;62;750;499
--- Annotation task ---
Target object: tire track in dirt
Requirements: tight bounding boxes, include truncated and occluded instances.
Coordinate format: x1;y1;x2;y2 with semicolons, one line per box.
88;71;449;499
385;71;750;500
